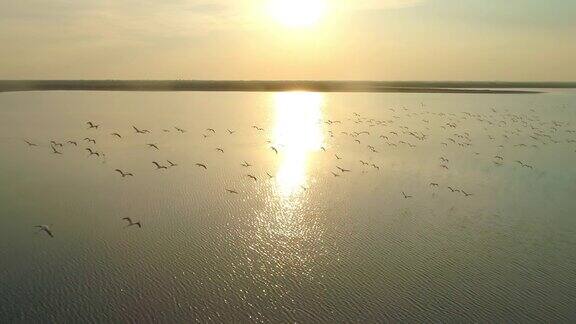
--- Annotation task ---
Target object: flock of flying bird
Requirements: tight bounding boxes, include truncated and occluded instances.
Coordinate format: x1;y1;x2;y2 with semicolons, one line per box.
24;103;575;238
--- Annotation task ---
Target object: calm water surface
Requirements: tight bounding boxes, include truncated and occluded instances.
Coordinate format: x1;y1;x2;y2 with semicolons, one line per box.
0;91;575;322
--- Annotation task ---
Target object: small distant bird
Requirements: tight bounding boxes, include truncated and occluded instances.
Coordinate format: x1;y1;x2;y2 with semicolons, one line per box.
147;143;159;150
122;217;141;228
85;148;99;157
401;191;412;199
133;125;149;134
440;165;449;170
195;163;208;170
67;140;77;146
266;172;274;179
246;174;257;181
447;186;457;192
115;169;134;177
34;225;54;237
167;160;178;167
360;160;369;165
216;148;224;153
241;161;252;167
371;164;380;170
270;146;278;154
111;133;122;138
430;183;439;187
50;140;63;147
152;161;168;169
320;146;326;152
207;128;216;133
354;139;361;144
175;127;186;133
335;154;342;160
331;172;341;177
87;121;99;129
51;146;62;155
440;157;449;163
494;156;504;160
227;129;235;134
252;126;264;131
336;166;351;173
226;189;239;194
84;138;96;144
462;191;473;197
24;140;38;146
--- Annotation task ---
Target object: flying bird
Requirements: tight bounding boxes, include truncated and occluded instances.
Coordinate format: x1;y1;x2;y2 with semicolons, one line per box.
87;121;99;129
147;143;159;150
195;163;208;170
133;125;149;134
34;225;54;237
226;189;239;194
206;128;216;133
111;133;122;138
175;127;186;133
51;145;63;155
401;191;412;199
67;140;78;146
85;148;99;157
152;161;168;169
115;169;134;177
24;140;38;146
122;217;141;228
336;166;351;173
270;146;278;154
216;148;225;153
84;138;96;144
246;174;257;181
167;160;178;167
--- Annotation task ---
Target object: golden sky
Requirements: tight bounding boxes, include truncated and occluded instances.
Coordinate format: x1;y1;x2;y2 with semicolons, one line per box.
1;0;575;80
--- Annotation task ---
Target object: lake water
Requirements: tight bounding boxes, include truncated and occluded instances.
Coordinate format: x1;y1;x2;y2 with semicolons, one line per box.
1;90;575;322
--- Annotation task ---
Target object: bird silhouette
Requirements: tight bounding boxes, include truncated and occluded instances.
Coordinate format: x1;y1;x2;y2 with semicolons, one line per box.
84;138;96;144
51;145;63;155
226;189;239;194
111;133;122;138
147;143;159;150
24;140;38;146
195;163;208;170
246;174;257;181
402;191;412;199
122;217;141;228
336;166;351;173
167;160;178;167
270;146;278;154
216;148;224;153
133;125;149;134
85;148;99;157
34;225;54;237
152;161;168;169
87;121;99;129
241;161;252;167
115;169;134;177
227;129;235;134
175;127;186;133
67;140;78;146
206;128;216;133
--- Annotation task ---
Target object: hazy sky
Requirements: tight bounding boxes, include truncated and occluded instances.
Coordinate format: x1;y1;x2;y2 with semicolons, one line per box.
1;0;574;80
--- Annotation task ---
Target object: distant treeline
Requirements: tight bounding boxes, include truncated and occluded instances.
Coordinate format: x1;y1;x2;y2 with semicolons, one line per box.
1;80;573;94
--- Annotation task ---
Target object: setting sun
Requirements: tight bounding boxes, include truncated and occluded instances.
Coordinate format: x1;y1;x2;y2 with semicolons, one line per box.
268;0;327;28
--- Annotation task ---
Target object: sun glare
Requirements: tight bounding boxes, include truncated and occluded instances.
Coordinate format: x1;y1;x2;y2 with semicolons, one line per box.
268;0;327;28
272;92;324;197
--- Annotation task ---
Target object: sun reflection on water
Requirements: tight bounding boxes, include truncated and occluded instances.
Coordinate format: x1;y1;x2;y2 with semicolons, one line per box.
272;92;324;198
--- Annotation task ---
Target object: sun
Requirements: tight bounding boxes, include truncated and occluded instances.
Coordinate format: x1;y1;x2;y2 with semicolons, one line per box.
268;0;327;28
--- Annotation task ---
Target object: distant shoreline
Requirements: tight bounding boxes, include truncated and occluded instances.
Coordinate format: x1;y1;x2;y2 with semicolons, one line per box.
2;80;573;94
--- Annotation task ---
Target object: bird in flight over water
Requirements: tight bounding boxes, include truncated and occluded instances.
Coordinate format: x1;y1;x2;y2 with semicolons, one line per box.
122;217;142;228
34;225;54;237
